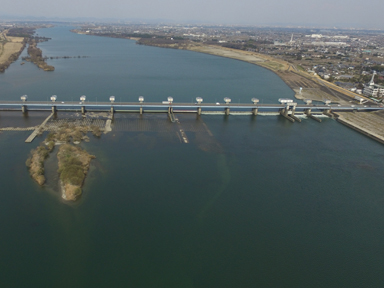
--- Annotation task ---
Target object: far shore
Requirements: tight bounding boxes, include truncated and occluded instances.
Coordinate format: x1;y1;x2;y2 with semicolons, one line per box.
133;37;371;105
181;43;369;103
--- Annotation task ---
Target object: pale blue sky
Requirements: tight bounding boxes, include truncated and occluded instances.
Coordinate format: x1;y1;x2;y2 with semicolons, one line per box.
1;0;384;28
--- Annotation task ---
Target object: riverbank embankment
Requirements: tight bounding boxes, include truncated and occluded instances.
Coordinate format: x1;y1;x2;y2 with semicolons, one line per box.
136;38;366;103
334;111;384;144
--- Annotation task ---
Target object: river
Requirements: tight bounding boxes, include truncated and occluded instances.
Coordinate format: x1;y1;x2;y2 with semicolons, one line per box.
0;26;384;287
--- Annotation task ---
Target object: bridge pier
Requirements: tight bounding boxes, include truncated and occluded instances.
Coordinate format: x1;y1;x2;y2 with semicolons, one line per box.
81;106;85;114
140;107;143;115
279;104;301;122
323;109;333;118
225;107;230;115
305;109;322;122
289;103;301;122
21;105;27;114
51;106;56;114
280;110;295;122
252;108;258;116
197;107;202;115
285;104;290;116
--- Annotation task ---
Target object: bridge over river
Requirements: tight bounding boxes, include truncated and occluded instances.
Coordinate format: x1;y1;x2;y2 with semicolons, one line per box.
1;96;384;144
0;98;382;119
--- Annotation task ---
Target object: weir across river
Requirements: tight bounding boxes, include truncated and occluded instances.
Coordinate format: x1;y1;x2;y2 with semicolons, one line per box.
0;98;382;120
1;98;384;143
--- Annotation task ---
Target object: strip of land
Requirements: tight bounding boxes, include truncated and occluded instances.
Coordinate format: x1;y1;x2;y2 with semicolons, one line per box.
0;31;26;72
0;29;54;72
24;39;54;71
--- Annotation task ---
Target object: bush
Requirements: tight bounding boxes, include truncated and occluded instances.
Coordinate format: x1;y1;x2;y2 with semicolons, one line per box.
47;141;55;152
72;130;83;142
46;132;56;142
60;165;84;186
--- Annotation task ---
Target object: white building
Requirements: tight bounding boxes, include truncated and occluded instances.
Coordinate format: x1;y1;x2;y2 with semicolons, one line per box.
363;72;384;97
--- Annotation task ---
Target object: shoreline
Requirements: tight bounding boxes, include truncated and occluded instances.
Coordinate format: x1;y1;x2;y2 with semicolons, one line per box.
134;40;384;144
51;31;384;145
334;111;384;145
135;38;370;104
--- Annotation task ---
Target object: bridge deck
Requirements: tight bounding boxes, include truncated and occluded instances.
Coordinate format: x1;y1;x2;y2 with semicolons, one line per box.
0;100;382;113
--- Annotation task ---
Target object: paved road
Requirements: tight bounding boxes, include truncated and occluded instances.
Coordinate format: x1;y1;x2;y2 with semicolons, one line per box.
0;101;382;112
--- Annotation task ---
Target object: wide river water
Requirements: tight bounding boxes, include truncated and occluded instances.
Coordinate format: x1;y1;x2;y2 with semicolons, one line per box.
1;26;384;287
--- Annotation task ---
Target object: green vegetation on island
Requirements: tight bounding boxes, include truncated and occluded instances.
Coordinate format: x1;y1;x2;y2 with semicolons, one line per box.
26;124;102;201
25;144;53;185
58;144;95;201
24;39;54;71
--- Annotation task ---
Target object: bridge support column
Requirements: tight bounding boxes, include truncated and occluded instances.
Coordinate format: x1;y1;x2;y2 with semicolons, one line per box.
168;106;173;113
306;108;321;122
323;109;333;118
140;107;143;115
288;104;301;122
197;107;201;115
81;106;85;114
51;106;56;114
280;108;288;116
279;109;295;122
252;108;258;116
284;104;290;116
225;107;230;115
22;105;27;114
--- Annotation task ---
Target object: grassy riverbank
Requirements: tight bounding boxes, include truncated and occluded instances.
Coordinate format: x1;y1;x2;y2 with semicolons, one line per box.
0;33;26;73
